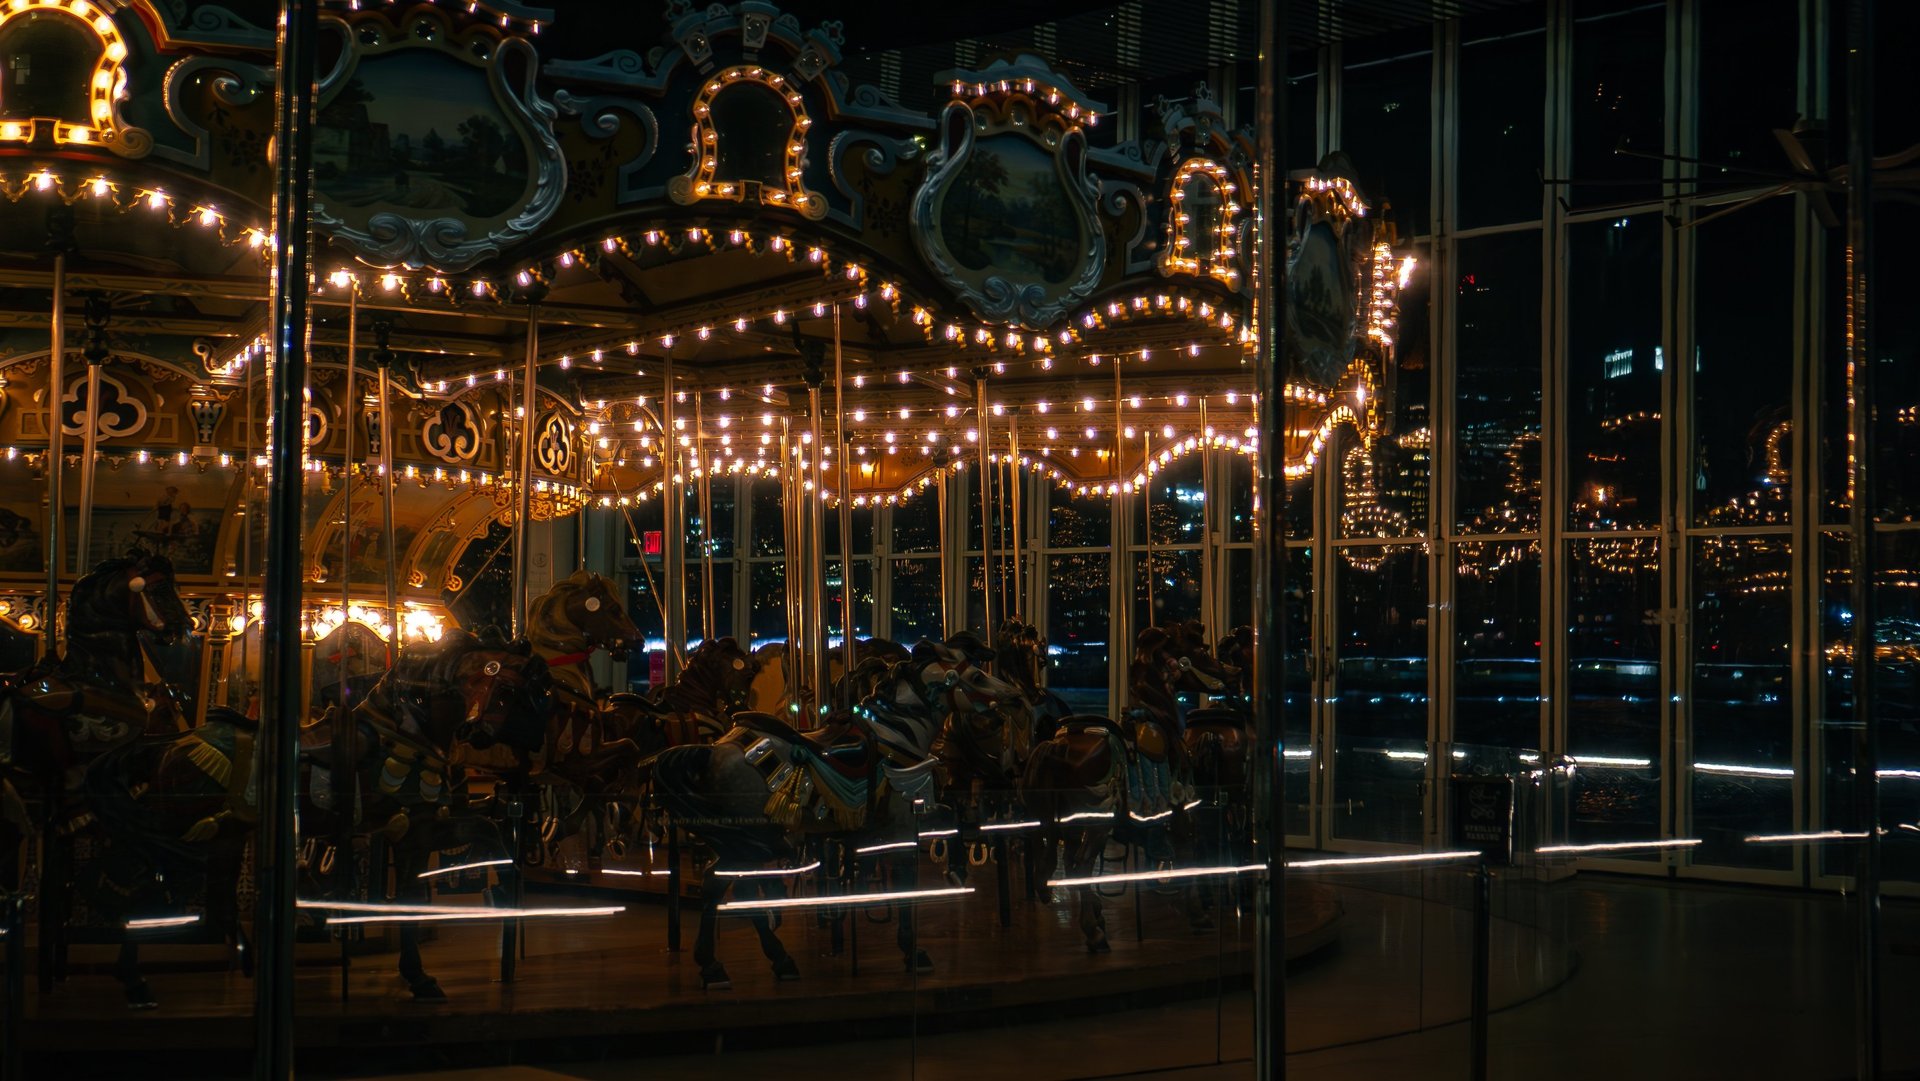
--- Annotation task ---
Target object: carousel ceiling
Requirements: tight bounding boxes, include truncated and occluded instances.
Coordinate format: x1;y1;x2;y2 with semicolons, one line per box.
0;0;1417;554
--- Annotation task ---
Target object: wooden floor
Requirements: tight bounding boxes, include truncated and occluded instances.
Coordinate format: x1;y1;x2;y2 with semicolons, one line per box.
7;864;1574;1075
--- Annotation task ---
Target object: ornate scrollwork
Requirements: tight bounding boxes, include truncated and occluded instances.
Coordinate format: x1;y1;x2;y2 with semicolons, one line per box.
910;63;1107;330
60;372;148;438
533;411;573;474
310;7;567;272
422;401;482;463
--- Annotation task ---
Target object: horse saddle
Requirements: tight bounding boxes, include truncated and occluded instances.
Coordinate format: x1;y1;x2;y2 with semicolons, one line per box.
726;712;879;833
16;671;155;754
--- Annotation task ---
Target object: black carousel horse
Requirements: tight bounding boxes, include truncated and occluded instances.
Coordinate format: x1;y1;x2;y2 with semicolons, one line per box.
0;552;193;991
78;628;552;1005
644;633;1021;989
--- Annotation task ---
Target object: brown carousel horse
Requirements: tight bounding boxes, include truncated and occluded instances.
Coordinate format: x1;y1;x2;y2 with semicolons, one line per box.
745;637;913;717
452;572;647;873
79;628;552;1005
1184;624;1254;869
644;633;1021;989
0;552;192;991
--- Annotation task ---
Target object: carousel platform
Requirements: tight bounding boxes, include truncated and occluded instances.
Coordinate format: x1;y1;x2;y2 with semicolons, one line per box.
6;868;1579;1079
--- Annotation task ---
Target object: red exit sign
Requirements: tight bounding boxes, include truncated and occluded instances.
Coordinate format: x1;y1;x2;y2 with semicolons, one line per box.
642;530;663;556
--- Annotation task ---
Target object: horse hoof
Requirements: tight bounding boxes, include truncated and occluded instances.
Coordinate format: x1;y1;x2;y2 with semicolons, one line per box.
772;956;802;981
1087;936;1111;955
408;978;448;1003
125;981;159;1010
699;963;732;991
905;950;934;975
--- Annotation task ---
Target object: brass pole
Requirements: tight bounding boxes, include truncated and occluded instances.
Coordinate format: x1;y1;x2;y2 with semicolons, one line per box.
510;303;538;638
376;325;399;657
975;375;992;638
807;368;827;721
43;250;65;648
834;306;855;707
696;393;714;643
1009;417;1022;623
662;353;685;677
73;297;106;571
339;286;356;705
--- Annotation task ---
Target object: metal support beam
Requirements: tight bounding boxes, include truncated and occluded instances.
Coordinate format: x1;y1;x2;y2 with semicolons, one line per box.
511;305;539;638
663;353;685;679
43;245;65;644
254;1;318;1075
1252;0;1290;1076
834;306;855;706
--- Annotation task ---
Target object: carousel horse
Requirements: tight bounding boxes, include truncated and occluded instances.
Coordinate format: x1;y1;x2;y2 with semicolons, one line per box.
0;552;193;990
631;636;760;745
1021;622;1229;952
1183;624;1254;871
459;572;646;871
744;637;913;716
76;627;551;1005
645;633;1021;989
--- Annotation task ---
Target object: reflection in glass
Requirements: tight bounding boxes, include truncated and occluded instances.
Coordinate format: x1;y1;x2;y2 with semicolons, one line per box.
1134;455;1204;546
889;557;942;644
1047;552;1109;714
1567;214;1661;530
748;560;786;644
1283;545;1313;837
1691;535;1792;868
1822;533;1920;883
1456;231;1542;531
1569;0;1666;205
1699;0;1799;176
1453;541;1542;752
823;559;875;643
1566;537;1660;848
1695;201;1793;522
1866;203;1920;521
893;489;940;553
685;480;736;558
1458;10;1545;228
1341;30;1432;238
747;479;784;557
1133;548;1203;631
1331;544;1428;844
1049;484;1110;549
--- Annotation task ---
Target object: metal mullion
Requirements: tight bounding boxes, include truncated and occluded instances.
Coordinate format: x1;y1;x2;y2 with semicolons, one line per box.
1560;202;1667;225
1560;529;1660;540
1668;0;1705;876
1677;525;1795;538
1319;43;1340;160
1431;11;1460;836
1544;0;1574;803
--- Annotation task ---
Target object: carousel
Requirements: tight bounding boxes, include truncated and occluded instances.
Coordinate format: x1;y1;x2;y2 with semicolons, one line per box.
0;0;1410;1061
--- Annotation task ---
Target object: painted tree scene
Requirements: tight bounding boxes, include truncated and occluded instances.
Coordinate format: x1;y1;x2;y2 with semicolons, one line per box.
938;134;1081;285
315;52;530;220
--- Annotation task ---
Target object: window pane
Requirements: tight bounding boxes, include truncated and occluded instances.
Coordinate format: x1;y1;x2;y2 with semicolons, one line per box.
1226;457;1255;544
964;554;1016;635
1566;537;1661;849
1458;10;1545;228
1134;455;1204;546
1872;203;1920;521
1691;535;1793;869
1695;200;1794;523
1341;29;1432;238
1455;230;1543;532
1047;552;1110;714
749;560;786;645
1569;1;1666;206
822;503;874;556
684;480;734;558
1048;483;1110;548
824;559;875;644
1132;548;1204;630
893;488;941;552
1282;545;1314;837
1566;214;1662;530
1343;240;1431;538
749;479;784;557
888;557;943;644
1700;0;1800;175
1453;540;1542;754
1330;544;1429;844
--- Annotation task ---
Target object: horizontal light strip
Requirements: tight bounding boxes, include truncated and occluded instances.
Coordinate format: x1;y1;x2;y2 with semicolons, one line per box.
1746;830;1869;844
919;828;958;838
1287;850;1481;870
1536;839;1702;855
713;861;821;878
417;858;513;879
1129;809;1174;822
978;820;1043;832
1568;755;1654;768
126;915;201;930
1879;769;1920;780
1059;811;1117;823
601;867;674;877
297;899;475;914
1695;761;1793;778
1048;863;1266;888
855;840;918;854
326;905;625;926
1282;748;1313;759
716;886;974;912
1383;750;1427;761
